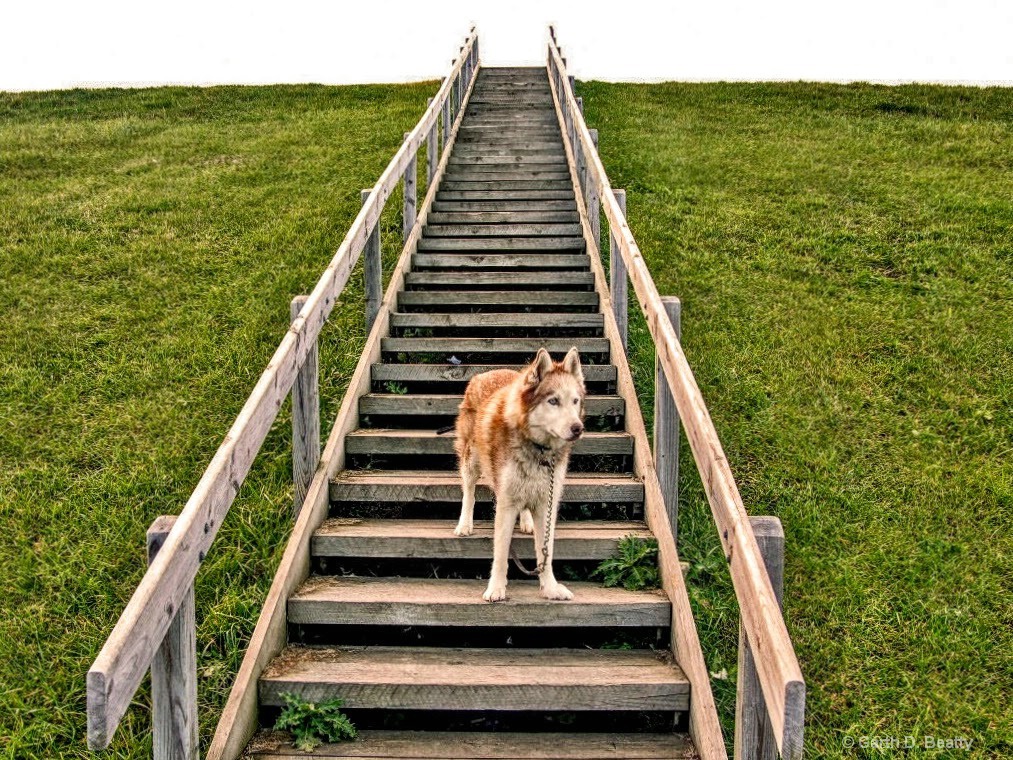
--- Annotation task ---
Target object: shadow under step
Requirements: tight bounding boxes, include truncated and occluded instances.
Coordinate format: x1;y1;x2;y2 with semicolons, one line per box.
396;290;598;312
288;577;669;628
371;363;616;392
344;430;632;458
359;393;623;418
379;336;610;362
259;646;689;712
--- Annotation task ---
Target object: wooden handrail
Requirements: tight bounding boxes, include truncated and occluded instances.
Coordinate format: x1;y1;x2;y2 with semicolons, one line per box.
547;29;804;760
86;28;478;752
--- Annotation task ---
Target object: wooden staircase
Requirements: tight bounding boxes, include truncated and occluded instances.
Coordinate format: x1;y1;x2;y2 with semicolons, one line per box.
243;67;698;758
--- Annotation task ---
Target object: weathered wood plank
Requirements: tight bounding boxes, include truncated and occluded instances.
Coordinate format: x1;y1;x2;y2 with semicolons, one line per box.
288;577;668;627
431;199;577;212
389;312;602;330
427;211;579;224
380;336;609;356
359;392;623;417
403;270;593;288
655;296;681;541
259;646;690;711
436;190;575;201
246;729;697;760
345;429;632;457
548;40;803;758
147;517;198;760
397;290;597;308
330;470;640;504
370;362;616;386
424;223;582;236
290;296;321;518
412;254;589;270
312;518;648;558
361;189;382;331
417;237;585;251
610;188;629;349
439;180;575;191
403;133;417;242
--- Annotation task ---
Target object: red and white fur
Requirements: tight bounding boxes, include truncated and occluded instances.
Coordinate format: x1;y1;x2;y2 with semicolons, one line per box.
453;347;586;602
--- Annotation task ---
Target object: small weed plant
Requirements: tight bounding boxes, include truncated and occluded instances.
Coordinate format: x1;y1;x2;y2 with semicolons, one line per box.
593;535;661;590
274;692;357;751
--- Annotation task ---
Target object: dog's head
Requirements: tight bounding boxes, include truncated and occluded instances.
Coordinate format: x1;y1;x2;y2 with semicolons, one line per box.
522;347;586;446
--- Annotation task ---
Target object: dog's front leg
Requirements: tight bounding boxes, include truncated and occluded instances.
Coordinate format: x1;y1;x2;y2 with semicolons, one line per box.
483;497;516;602
534;464;573;601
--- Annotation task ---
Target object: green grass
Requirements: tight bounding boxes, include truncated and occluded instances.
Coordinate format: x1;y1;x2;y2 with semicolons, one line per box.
582;80;1012;758
1;80;1010;759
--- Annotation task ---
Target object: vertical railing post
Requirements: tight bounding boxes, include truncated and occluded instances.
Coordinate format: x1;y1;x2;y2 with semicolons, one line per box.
441;84;451;151
361;189;382;331
610;188;629;349
735;517;797;760
654;296;682;540
147;516;198;760
290;295;321;516
587;128;600;251
403;132;417;242
427;98;438;189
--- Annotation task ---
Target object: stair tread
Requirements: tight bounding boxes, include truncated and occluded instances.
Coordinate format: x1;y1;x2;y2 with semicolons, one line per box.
372;364;616;383
289;577;669;627
259;646;690;711
247;729;696;759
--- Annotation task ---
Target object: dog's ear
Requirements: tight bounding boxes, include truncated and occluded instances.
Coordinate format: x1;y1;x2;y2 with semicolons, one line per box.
562;346;584;385
528;347;554;385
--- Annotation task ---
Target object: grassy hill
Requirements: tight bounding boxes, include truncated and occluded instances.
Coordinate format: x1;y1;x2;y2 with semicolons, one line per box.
1;80;1010;758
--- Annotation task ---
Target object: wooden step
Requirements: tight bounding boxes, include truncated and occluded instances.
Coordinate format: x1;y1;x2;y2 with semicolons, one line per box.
417;237;585;251
259;646;690;711
345;430;633;457
439;180;574;192
380;337;610;358
412;254;589;271
424;224;582;237
427;211;579;224
442;170;572;181
246;730;697;759
451;146;565;157
403;271;593;289
449;156;568;166
431;200;577;212
397;290;597;309
288;577;669;627
360;393;623;417
436;190;575;201
371;363;617;387
330;470;640;504
389;312;602;333
313;518;649;559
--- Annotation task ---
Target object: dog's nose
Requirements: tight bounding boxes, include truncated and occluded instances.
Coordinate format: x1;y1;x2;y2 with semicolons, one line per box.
570;422;584;438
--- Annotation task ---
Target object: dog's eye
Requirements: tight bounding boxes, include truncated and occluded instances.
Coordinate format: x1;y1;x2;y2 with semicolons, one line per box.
547;397;559;406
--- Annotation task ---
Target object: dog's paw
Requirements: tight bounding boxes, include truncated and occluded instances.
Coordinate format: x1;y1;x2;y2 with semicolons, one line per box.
518;511;535;534
540;581;573;601
483;582;508;602
453;520;474;537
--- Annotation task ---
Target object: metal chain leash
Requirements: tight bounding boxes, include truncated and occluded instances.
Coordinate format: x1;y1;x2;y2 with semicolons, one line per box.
510;453;557;577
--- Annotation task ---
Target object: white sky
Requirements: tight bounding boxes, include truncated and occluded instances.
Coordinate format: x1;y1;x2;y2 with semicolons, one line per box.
3;0;1012;91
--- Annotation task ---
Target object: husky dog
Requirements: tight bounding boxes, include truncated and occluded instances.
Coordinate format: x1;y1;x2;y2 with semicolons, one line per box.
453;347;586;602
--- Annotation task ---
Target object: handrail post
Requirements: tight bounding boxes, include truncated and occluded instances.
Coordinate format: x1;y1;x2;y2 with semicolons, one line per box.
426;98;438;188
655;296;682;540
403;131;417;241
147;516;198;760
735;517;801;760
587;128;600;251
361;189;383;330
441;81;451;154
290;296;321;517
610;188;629;349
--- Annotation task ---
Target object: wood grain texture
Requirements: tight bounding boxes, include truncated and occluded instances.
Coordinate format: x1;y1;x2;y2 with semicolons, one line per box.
362;189;383;331
389;312;602;330
548;38;803;758
312;518;649;559
546;49;728;760
147;516;198;760
247;729;696;759
259;646;689;711
402;270;594;288
380;337;609;356
359;393;623;417
370;362;616;386
403;132;417;242
345;429;633;457
396;290;598;309
412;254;589;271
329;470;642;504
417;236;585;251
654;297;681;541
288;577;669;627
206;35;481;760
290;296;321;518
609;189;629;350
